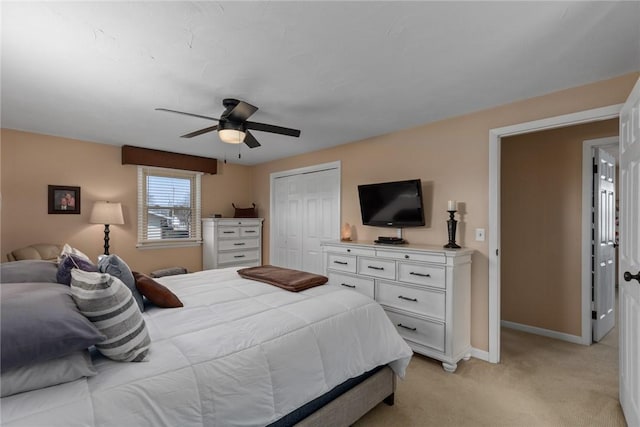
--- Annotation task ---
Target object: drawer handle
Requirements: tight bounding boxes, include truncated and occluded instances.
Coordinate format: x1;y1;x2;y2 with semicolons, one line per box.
223;231;235;234
341;283;356;288
245;230;256;233
334;261;348;265
397;323;417;332
234;255;246;258
233;243;246;246
398;295;418;302
347;249;351;252
410;272;431;278
368;265;384;271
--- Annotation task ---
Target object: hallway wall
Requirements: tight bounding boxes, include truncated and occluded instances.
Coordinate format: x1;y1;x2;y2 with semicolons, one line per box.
501;119;618;335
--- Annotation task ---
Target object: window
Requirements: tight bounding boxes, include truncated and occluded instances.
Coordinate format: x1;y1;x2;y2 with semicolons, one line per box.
137;166;202;248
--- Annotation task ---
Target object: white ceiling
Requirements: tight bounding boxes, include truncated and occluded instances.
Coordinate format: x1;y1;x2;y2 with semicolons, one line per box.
2;1;639;165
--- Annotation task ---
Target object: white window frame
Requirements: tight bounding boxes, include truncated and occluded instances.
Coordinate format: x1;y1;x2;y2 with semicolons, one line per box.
137;166;202;249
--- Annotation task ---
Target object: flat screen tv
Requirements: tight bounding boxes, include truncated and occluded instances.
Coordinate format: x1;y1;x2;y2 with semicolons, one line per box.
358;179;425;227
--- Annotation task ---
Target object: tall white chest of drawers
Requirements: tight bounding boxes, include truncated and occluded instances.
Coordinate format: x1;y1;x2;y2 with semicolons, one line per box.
202;218;264;270
322;241;473;372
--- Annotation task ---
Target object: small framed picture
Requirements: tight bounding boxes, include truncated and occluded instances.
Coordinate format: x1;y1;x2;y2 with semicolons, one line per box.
48;185;81;214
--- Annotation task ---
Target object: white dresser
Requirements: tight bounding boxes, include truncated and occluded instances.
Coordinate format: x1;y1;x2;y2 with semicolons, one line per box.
322;240;473;372
202;218;264;270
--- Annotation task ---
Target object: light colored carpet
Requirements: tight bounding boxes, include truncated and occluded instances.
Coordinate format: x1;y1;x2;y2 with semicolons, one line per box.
355;327;625;426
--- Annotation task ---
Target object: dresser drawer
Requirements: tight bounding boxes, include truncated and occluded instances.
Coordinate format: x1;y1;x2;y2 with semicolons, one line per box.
376;249;446;264
219;238;259;251
357;257;396;280
324;245;375;257
398;262;445;289
219;227;240;238
218;249;259;265
327;254;357;273
328;272;375;299
385;310;445;352
219;219;262;227
377;281;444;320
240;226;261;237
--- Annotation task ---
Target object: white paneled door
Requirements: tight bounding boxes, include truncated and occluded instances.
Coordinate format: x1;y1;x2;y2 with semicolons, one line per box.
619;77;640;427
271;163;340;274
273;174;303;269
301;169;341;273
593;147;616;342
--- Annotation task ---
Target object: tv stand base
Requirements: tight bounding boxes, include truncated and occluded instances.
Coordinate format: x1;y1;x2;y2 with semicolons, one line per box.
375;237;406;245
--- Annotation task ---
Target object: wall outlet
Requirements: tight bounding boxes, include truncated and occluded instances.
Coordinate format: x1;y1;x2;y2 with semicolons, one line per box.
475;228;486;241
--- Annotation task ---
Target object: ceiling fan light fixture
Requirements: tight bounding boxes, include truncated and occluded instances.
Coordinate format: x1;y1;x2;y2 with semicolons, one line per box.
218;128;246;144
157;98;299;150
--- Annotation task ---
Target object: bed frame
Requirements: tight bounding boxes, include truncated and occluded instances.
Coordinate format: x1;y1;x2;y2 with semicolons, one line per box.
297;365;395;426
268;365;395;427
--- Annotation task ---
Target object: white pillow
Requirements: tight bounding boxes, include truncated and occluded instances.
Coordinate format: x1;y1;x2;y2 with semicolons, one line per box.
0;351;96;397
70;270;150;362
58;243;91;263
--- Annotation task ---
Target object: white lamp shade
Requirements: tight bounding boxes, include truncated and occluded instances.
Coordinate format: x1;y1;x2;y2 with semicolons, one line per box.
218;129;245;144
90;201;124;225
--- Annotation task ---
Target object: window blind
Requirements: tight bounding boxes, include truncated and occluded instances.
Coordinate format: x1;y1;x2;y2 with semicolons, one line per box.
137;166;202;247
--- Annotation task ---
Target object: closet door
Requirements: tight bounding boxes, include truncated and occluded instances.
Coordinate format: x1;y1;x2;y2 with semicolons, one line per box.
272;175;303;269
271;163;340;273
302;169;340;273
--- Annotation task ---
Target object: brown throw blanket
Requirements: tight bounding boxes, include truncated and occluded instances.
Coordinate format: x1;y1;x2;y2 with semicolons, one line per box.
237;265;328;292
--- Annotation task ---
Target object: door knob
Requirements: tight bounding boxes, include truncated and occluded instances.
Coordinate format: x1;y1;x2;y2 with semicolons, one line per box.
624;271;640;283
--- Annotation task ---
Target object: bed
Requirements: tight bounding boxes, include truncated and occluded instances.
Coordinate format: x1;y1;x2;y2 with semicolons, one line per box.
0;262;413;426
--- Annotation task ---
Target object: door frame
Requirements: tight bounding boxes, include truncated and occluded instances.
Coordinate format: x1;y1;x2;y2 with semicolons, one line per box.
269;161;342;267
488;104;622;363
582;138;618;342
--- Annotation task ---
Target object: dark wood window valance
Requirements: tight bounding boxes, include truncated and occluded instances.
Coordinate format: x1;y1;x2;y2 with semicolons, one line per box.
121;145;217;174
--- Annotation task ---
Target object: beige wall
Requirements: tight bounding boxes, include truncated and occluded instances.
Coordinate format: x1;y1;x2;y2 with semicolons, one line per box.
0;129;255;273
1;72;637;353
252;72;639;352
501;119;618;336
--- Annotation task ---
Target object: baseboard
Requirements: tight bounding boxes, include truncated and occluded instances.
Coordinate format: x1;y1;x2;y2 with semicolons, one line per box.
501;320;586;345
470;347;490;362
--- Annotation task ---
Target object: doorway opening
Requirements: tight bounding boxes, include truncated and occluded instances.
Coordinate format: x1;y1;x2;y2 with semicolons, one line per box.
488;104;623;363
499;122;618;348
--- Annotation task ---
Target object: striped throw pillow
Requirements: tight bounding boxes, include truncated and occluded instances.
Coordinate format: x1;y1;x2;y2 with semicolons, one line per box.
70;269;150;362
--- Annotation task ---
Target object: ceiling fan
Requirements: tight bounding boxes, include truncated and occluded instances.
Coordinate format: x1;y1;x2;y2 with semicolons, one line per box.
156;98;301;149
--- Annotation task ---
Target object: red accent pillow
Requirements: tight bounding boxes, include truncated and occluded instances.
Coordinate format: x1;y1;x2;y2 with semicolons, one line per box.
132;272;183;308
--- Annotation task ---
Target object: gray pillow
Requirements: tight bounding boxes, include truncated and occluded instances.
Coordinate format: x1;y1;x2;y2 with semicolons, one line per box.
0;260;59;284
1;350;97;397
56;254;99;285
0;282;105;372
98;254;144;312
70;270;150;362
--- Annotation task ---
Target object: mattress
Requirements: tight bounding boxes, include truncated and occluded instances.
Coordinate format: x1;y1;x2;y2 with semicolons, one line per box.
1;267;412;427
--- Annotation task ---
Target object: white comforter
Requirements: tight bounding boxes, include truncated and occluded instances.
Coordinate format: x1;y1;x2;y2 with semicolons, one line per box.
1;268;412;427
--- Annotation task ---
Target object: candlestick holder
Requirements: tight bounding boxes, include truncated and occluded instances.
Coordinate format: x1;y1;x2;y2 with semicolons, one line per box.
444;210;461;249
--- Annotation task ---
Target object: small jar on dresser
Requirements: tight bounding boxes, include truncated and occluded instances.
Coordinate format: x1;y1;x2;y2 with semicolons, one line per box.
322;240;473;373
202;218;264;270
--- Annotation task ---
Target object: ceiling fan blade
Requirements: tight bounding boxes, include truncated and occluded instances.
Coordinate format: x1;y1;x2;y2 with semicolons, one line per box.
156;108;219;121
245;121;301;137
243;131;261;148
181;125;219;138
227;101;258;122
